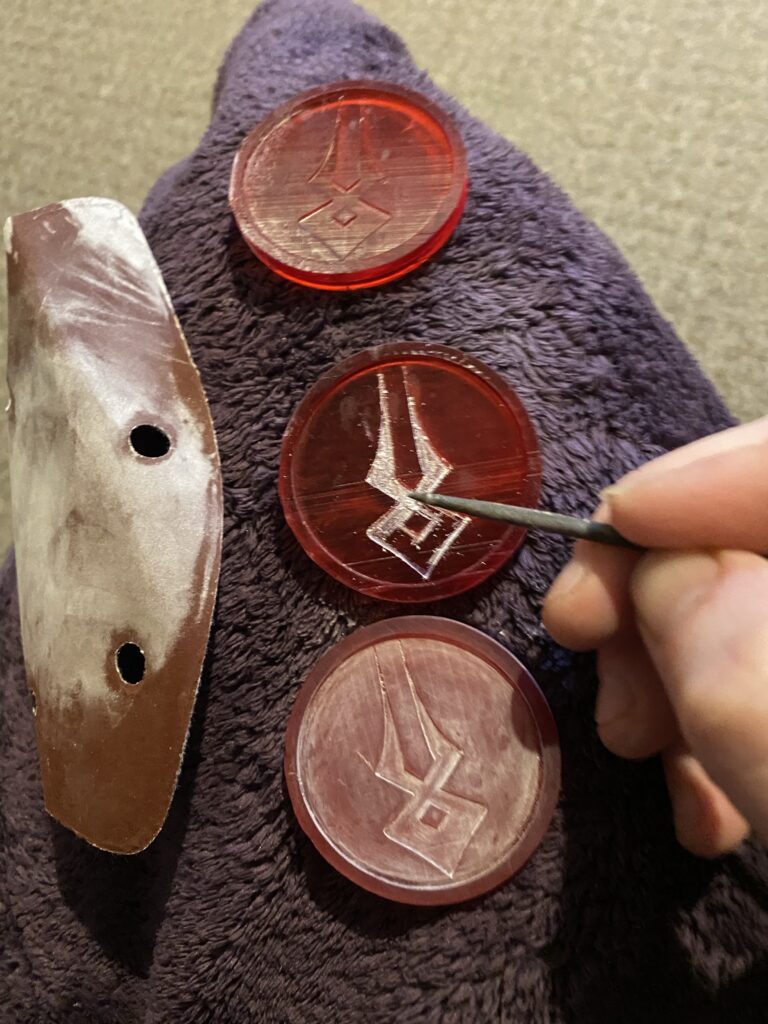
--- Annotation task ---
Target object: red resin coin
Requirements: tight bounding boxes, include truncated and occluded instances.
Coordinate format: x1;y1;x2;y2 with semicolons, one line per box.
229;80;467;290
279;343;541;603
285;616;560;906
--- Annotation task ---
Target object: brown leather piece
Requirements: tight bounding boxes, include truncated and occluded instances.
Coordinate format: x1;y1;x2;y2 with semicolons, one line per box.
5;198;223;854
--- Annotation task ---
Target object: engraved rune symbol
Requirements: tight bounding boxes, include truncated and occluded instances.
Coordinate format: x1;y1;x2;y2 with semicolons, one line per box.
371;643;487;877
298;105;392;260
366;370;470;578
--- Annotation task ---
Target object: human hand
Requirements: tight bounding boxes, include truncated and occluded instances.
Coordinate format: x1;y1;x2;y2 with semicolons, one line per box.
542;417;768;857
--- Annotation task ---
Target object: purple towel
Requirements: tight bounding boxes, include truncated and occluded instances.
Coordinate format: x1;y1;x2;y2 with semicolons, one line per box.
2;1;766;1020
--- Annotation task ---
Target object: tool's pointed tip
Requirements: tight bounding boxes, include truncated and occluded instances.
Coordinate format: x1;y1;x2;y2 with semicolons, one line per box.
408;491;429;503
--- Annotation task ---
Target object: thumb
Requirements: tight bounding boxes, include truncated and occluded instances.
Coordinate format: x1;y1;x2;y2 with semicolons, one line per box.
631;549;768;840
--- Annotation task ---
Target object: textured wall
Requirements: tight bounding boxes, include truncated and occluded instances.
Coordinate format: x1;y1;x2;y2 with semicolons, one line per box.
2;0;766;551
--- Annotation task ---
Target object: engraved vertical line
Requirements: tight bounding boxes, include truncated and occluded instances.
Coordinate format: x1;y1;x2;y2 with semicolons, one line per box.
367;640;488;877
365;368;470;578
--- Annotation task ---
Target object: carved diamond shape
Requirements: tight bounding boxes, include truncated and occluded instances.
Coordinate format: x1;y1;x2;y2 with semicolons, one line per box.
299;196;391;260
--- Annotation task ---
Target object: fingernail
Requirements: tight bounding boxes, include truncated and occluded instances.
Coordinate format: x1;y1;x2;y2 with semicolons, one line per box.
547;559;587;604
595;677;634;728
598;486;621;502
671;770;709;852
666;753;736;859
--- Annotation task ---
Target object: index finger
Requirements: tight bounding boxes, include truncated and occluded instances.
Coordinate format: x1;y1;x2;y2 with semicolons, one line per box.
604;417;768;552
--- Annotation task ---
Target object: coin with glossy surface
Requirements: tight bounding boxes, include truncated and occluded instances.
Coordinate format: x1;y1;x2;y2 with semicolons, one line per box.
279;343;541;602
285;617;560;905
229;81;467;289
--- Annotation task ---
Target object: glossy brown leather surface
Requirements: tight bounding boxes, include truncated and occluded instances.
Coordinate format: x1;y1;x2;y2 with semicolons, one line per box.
5;198;223;853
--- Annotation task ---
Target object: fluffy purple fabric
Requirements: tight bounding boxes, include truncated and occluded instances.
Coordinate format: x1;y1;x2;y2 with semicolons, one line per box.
2;1;767;1020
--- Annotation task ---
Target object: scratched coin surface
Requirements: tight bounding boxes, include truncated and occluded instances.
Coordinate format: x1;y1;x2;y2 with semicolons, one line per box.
229;80;467;290
279;343;541;602
285;617;560;905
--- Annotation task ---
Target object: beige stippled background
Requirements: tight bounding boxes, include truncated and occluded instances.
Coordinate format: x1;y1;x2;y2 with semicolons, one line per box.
2;0;766;554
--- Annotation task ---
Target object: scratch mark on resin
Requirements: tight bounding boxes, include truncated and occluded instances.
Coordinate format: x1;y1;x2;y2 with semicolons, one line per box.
365;369;469;578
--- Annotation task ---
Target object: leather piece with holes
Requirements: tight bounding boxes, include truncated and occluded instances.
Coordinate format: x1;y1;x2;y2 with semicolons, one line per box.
5;197;223;854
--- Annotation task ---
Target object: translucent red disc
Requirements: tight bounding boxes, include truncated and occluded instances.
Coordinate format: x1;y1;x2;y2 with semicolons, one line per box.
279;343;541;603
229;80;468;290
284;616;561;906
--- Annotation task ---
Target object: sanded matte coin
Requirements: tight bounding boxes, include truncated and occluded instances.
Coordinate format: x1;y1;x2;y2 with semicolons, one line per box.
229;80;467;289
284;617;560;905
279;342;541;602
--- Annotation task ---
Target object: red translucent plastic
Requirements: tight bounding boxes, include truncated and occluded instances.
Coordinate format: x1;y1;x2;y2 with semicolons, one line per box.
229;80;467;290
279;343;541;602
284;616;561;906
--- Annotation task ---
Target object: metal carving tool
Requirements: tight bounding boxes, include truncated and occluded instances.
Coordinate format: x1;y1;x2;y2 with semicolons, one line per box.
409;492;643;551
